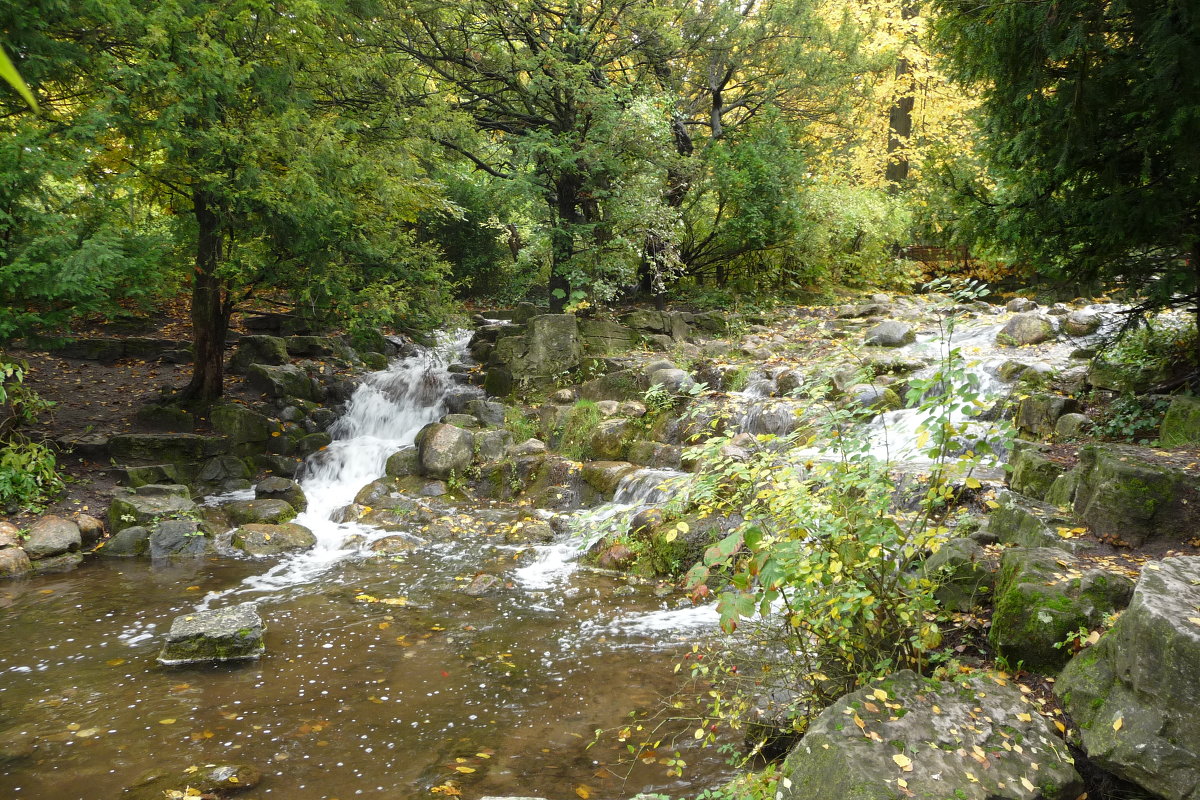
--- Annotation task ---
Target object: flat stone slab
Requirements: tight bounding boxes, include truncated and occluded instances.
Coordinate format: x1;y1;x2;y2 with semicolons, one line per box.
157;604;265;666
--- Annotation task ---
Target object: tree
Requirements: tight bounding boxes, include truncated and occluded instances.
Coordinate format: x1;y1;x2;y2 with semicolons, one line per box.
2;1;448;403
934;0;1200;337
378;0;681;312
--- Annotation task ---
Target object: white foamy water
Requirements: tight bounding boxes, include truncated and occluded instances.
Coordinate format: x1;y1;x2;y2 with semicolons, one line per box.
514;468;688;590
204;330;472;603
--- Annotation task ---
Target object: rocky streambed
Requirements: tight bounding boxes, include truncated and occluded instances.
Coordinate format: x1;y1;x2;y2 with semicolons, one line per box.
3;291;1200;800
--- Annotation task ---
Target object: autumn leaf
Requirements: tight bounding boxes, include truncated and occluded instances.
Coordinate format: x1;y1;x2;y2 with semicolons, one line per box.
576;786;591;799
892;753;913;771
454;766;476;774
1112;716;1123;731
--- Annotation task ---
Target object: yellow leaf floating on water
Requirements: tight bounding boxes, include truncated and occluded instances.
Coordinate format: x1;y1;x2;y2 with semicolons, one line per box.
454;766;475;774
106;658;126;667
1113;716;1123;731
892;754;913;771
576;786;591;800
159;718;176;725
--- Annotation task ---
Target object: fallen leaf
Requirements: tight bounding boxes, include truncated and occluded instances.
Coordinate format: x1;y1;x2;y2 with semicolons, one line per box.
1021;777;1035;792
892;753;913;771
1113;717;1123;731
159;718;177;725
454;766;475;774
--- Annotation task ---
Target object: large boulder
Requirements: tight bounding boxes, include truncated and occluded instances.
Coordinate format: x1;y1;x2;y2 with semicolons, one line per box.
621;309;689;340
987;491;1088;552
107;433;226;466
989;547;1134;673
925;537;995;611
1056;556;1200;800
95;526;151;558
231;523;317;556
157;604;266;665
246;363;320;401
210;402;281;444
385;447;419;477
646;367;694;394
254;476;307;511
149;520;213;559
224;498;297;526
108;485;197;533
415;423;474;479
228;334;288;373
579;319;638;355
1007;442;1066;501
863;320;915;348
777;670;1082;800
22;515;81;559
1063;310;1101;336
997;313;1055;346
489;314;583;389
1072;443;1200;547
1160;394;1200;446
580;461;638;496
1015;394;1080;438
0;547;32;578
591;419;634;461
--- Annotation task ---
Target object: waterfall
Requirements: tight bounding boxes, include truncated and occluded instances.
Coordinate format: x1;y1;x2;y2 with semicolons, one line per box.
205;329;472;600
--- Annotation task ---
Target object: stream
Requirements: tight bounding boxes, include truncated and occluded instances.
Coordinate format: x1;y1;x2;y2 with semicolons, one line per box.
0;334;733;799
0;303;1121;798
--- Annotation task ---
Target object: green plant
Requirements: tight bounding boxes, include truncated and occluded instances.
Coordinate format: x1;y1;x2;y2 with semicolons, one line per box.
643;383;674;415
503;407;539;444
1093;393;1171;445
0;359;63;511
556;400;603;461
679;279;1012;721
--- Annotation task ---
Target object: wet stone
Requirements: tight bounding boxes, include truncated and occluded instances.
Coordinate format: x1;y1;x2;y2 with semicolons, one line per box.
158;604;266;666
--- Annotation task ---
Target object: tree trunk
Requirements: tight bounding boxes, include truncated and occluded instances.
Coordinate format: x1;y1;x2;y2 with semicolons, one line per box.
885;2;920;191
182;188;232;405
548;174;583;314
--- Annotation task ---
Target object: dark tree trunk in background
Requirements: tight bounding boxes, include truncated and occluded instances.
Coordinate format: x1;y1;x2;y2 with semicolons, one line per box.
548;174;584;314
183;188;232;405
885;2;920;191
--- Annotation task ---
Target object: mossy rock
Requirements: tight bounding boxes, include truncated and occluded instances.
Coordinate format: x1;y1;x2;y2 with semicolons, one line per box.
1159;394;1200;446
231;523;317;556
1072;443;1196;547
224;498;297;526
989;547;1133;673
1007;441;1066;501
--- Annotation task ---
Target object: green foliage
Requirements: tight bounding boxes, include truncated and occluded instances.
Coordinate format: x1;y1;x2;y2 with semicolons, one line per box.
556;401;603;462
1092;394;1171;446
1107;316;1199;378
933;0;1200;316
680;281;1011;718
0;360;62;511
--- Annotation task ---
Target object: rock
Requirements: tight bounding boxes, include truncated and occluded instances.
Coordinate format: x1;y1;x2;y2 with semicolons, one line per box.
385;447;419;477
1160;394;1200;446
466;398;506;427
1088;358;1176;393
1006;297;1039;312
925;537;995;611
157;604;266;665
149;519;213;559
231;523;317;556
1056;556;1200;800
987;491;1088;551
416;422;474;479
475;429;513;462
1054;412;1090;439
997;313;1055;346
627;440;683;470
210;402;281;443
0;547;32;578
462;573;502;596
285;335;358;360
578;369;641;402
863;320;915;347
579;318;638;355
504;520;555;543
511;438;547;457
595;399;620;416
622;309;689;340
1073;443;1200;547
72;513;104;547
225;498;297;526
989;546;1134;673
107;433;226;466
30;551;83;573
246;363;320;401
590;418;633;461
95;526;151;557
1016;393;1080;438
495;314;583;383
229;334;289;373
581;461;638;496
593;542;636;570
847;384;900;412
646;367;694;394
298;431;332;456
254;476;307;511
108;487;198;534
128;763;263;799
1008;443;1065;501
550;388;575;404
369;534;424;554
22;515;81;559
778;670;1081;800
0;521;19;548
442;412;481;428
1063;309;1101;336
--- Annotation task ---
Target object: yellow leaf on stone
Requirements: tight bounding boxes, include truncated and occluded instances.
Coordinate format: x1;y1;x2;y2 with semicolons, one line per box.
1188;617;1200;626
1054;720;1067;734
892;754;913;771
1016;713;1032;722
1021;777;1035;792
1113;717;1123;731
873;689;888;701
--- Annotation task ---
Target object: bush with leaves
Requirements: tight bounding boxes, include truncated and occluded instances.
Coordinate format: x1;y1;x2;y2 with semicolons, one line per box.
677;280;1010;733
0;360;62;512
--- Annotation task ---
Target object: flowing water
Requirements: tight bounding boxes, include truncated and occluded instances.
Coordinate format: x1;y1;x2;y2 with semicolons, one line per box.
0;335;735;800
